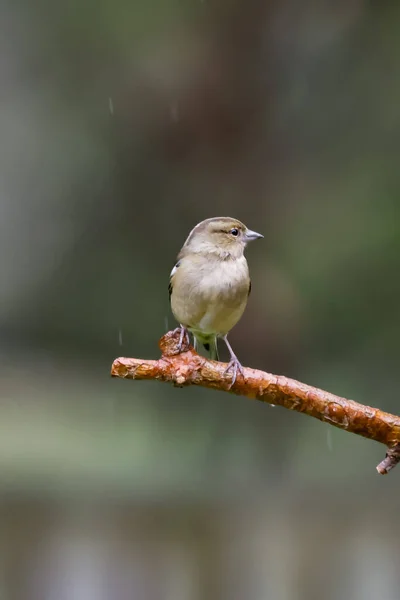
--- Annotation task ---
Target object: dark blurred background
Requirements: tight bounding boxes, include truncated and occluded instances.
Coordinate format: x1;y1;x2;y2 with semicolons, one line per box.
1;0;400;598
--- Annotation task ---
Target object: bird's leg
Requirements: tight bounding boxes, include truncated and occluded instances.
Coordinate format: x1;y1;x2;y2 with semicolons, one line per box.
222;335;245;386
175;325;190;353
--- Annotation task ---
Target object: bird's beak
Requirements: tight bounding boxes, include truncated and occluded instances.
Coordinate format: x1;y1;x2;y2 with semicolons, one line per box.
245;229;264;242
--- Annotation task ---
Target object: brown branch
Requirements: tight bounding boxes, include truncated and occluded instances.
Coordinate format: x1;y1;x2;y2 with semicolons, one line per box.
111;330;400;475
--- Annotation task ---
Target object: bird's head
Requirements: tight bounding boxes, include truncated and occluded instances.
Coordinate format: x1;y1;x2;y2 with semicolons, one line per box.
181;217;263;259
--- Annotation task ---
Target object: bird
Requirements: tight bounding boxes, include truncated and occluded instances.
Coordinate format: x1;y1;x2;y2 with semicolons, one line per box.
168;217;263;385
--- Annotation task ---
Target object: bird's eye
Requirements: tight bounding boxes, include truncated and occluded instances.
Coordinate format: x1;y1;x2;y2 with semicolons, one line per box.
230;228;239;237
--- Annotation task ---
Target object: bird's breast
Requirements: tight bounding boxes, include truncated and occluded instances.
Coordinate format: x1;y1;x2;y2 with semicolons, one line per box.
171;256;250;336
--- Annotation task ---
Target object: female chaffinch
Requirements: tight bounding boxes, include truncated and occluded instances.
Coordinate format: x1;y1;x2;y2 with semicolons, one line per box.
169;217;263;384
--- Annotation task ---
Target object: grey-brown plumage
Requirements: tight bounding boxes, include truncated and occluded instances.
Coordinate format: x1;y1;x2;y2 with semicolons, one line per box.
168;217;263;384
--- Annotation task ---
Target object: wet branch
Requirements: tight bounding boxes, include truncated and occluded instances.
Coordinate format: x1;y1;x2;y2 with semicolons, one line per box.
111;330;400;475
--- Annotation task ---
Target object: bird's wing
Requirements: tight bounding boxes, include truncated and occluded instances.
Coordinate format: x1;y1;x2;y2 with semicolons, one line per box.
168;260;180;301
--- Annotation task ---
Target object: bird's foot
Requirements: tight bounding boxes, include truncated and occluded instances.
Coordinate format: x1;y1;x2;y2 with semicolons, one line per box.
174;325;190;353
224;356;245;387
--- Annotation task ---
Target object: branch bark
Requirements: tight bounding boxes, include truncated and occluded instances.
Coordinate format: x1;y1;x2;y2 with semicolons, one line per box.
111;330;400;475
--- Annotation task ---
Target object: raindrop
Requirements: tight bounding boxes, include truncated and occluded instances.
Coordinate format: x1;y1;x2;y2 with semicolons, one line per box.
109;97;114;115
326;429;333;452
164;316;169;332
118;328;123;346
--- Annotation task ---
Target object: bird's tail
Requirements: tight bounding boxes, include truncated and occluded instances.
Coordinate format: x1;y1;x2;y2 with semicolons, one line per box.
203;337;219;361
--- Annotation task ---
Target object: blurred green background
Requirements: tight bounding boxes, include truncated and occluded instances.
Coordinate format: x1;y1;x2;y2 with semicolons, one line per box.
1;0;400;597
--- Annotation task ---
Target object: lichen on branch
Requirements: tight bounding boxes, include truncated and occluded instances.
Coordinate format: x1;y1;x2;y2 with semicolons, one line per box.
111;330;400;475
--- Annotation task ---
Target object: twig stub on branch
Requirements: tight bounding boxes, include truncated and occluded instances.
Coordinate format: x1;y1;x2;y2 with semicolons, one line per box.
111;330;400;475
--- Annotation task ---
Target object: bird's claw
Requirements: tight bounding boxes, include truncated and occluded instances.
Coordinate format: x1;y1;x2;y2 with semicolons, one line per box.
175;326;190;353
224;357;245;387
